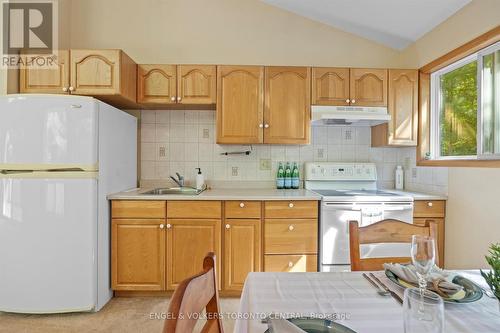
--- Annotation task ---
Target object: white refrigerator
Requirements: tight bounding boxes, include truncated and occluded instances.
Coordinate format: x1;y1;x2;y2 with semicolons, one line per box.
0;94;137;313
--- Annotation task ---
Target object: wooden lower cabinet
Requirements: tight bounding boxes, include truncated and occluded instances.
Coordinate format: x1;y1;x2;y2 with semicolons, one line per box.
166;219;221;290
223;219;261;291
414;218;445;268
264;254;318;272
413;200;446;267
111;219;165;291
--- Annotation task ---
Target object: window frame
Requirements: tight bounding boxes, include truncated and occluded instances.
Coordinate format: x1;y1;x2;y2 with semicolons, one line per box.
477;41;500;160
430;53;478;161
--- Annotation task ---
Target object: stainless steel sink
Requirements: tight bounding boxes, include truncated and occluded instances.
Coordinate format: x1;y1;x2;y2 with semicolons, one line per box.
142;187;203;195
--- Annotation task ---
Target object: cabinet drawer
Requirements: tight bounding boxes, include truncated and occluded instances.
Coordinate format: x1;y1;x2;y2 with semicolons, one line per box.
167;201;221;218
111;200;166;219
264;219;317;254
264;201;318;219
225;201;261;219
264;254;317;272
414;200;445;218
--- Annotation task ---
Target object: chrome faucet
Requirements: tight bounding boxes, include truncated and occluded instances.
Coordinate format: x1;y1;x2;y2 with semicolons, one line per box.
170;172;185;187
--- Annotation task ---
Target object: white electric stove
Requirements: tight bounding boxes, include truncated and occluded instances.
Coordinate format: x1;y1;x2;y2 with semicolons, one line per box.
304;162;414;272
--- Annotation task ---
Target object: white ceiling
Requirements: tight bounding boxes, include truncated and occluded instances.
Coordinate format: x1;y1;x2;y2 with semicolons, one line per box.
260;0;471;50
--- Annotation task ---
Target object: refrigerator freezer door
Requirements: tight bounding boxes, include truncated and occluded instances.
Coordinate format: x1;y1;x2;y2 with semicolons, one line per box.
0;175;97;313
0;95;98;170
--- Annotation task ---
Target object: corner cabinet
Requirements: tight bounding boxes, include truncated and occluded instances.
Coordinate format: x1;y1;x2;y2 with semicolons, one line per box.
216;66;311;145
137;64;216;107
264;67;311;144
216;66;264;144
371;69;418;147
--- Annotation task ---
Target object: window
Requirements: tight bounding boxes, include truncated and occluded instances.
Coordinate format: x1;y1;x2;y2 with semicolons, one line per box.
430;41;500;160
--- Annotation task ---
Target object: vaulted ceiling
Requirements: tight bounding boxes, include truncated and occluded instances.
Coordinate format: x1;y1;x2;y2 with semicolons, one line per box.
260;0;471;50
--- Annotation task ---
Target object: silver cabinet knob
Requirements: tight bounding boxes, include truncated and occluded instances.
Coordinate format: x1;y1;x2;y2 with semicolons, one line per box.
166;223;172;229
259;124;264;128
345;99;350;103
159;224;165;229
428;202;433;207
288;225;294;231
351;99;356;104
171;96;176;102
68;86;74;92
225;224;231;229
288;203;294;208
239;202;245;208
288;261;293;268
62;87;68;92
177;96;182;102
264;124;270;128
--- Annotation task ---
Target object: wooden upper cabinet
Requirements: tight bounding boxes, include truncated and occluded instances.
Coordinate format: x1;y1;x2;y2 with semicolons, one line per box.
177;65;216;104
388;69;418;145
223;219;261;291
350;68;388;107
264;66;311;144
312;67;350;106
20;51;70;94
111;219;165;291
372;69;418;147
216;65;264;144
137;65;177;105
70;49;137;103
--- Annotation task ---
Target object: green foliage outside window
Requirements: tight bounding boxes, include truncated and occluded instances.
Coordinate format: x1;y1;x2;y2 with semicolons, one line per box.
439;61;478;156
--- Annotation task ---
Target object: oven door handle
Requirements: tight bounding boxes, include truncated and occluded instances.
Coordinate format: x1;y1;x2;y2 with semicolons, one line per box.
382;205;413;211
323;203;361;211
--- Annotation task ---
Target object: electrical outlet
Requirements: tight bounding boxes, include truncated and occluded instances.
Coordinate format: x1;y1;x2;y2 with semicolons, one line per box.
344;129;353;141
157;144;167;160
411;167;417;179
202;128;210;139
231;166;239;177
259;159;271;170
317;148;324;159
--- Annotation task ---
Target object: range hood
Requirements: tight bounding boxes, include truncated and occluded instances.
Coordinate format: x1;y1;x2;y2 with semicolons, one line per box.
311;105;391;126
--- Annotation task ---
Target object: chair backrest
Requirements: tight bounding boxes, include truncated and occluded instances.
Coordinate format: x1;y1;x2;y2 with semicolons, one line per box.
349;219;439;271
163;253;224;333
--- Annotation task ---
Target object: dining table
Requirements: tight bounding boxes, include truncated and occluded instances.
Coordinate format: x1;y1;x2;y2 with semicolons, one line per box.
233;270;500;333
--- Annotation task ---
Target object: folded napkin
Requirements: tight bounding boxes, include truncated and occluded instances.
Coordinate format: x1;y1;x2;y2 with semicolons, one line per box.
383;263;463;297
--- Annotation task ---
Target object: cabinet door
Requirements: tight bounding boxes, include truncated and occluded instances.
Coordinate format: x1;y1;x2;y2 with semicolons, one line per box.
413;218;444;268
178;65;216;104
20;50;70;94
166;219;221;290
387;69;418;145
216;66;264;144
223;219;261;291
264;66;311;144
350;68;388;106
312;67;350;106
111;219;165;290
137;65;177;105
70;49;121;95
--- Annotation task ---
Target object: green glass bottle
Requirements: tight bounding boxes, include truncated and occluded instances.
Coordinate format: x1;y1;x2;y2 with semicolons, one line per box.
292;162;300;189
276;162;285;189
284;162;292;189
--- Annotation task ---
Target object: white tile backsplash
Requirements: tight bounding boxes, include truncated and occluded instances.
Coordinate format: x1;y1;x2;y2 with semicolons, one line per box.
140;110;448;195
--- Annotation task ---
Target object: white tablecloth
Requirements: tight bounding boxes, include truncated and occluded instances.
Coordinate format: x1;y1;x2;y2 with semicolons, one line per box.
234;271;500;333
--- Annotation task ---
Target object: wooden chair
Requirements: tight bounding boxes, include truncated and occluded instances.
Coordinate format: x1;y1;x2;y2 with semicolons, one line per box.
163;252;224;333
349;219;438;271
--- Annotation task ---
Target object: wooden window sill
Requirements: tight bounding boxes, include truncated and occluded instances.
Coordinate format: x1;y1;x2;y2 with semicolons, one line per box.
417;159;500;168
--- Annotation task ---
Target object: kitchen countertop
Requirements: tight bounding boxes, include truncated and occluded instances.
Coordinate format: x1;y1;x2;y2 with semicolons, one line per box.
386;190;448;200
108;188;322;201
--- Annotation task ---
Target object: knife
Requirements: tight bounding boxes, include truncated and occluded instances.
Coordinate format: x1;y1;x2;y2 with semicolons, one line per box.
369;272;403;305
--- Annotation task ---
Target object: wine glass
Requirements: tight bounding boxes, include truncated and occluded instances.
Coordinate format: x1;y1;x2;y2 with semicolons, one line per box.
411;235;436;295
